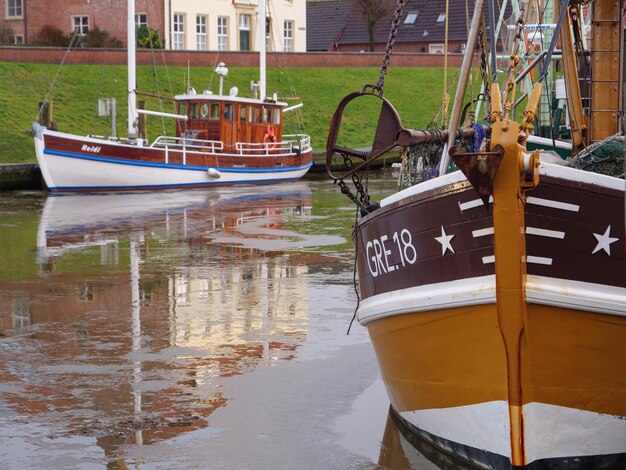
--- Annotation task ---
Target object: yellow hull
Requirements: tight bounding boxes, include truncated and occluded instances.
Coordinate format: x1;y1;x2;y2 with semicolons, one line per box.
366;303;626;467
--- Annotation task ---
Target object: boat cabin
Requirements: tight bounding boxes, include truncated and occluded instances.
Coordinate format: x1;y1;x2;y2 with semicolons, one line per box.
174;95;285;151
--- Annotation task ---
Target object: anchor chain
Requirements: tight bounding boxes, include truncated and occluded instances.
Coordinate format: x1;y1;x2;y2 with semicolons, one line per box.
336;153;374;214
375;0;407;92
333;0;406;212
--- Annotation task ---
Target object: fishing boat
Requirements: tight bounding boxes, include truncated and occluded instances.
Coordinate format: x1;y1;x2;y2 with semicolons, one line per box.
326;0;625;468
32;0;312;192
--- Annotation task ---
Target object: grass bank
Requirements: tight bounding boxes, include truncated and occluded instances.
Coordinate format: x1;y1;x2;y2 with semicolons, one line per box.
0;61;480;164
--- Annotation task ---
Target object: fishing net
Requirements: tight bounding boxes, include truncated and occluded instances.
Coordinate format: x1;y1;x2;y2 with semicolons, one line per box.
569;134;625;179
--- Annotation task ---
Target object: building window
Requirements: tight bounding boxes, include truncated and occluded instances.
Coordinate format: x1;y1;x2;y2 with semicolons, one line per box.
283;21;293;52
218;17;228;51
72;16;89;37
7;0;22;18
135;13;147;29
429;43;444;54
173;14;185;50
404;12;418;24
239;14;250;51
13;35;23;45
196;15;207;50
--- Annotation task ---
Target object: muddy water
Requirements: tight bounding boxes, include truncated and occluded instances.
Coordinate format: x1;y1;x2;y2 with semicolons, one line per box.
0;175;448;469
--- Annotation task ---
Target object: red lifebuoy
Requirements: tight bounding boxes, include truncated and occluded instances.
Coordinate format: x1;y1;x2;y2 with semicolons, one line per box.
262;126;279;153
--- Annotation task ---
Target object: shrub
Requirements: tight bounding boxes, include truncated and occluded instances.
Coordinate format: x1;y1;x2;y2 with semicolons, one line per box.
33;25;69;47
81;27;122;48
0;26;15;45
137;26;164;49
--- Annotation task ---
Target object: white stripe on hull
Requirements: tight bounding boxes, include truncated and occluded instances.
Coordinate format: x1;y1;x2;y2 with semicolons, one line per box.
399;401;512;459
398;401;626;465
38;153;309;190
381;162;623;210
523;402;626;463
526;274;626;317
357;274;626;325
357;275;496;326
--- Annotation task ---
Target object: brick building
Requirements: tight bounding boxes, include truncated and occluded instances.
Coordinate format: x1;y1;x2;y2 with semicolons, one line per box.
0;0;307;52
1;0;164;45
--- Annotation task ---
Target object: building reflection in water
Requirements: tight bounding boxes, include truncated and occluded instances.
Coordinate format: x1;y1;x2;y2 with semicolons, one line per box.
0;184;318;464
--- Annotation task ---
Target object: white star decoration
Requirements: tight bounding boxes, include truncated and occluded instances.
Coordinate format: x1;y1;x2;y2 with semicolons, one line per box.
435;225;455;255
592;225;619;256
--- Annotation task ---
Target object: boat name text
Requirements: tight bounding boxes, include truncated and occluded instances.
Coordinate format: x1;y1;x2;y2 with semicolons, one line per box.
366;229;417;277
81;145;102;153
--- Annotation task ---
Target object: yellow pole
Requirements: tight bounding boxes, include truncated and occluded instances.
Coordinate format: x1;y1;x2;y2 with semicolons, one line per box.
490;81;540;467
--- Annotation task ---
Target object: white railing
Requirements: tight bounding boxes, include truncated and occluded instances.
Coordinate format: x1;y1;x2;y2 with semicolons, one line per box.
150;135;224;153
283;134;312;152
236;134;311;156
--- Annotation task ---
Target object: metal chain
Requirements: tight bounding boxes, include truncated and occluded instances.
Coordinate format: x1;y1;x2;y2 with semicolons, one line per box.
336;152;371;212
375;0;407;92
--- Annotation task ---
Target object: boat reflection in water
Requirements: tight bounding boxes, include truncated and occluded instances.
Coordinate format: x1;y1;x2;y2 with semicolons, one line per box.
2;183;338;462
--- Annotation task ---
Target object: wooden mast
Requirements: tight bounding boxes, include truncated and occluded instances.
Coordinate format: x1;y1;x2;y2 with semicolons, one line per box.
589;0;623;142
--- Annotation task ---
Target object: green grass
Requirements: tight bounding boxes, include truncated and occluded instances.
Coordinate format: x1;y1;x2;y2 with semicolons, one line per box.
0;61;483;164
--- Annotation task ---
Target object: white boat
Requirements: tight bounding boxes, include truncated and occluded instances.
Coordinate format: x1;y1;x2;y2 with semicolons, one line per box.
32;0;312;192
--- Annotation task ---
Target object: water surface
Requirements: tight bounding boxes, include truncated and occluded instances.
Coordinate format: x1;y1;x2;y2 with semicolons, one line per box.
0;175;450;469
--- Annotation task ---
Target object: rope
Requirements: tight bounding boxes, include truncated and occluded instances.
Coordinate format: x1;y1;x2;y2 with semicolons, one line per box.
442;0;450;126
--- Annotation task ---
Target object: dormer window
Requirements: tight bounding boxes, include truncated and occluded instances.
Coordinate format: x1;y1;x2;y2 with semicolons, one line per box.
404;12;419;24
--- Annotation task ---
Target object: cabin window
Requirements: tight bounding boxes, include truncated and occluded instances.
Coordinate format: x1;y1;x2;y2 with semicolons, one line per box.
224;104;233;121
189;103;199;119
210;103;220;120
273;109;280;125
200;103;209;118
252;106;261;123
262;107;271;123
239;105;247;122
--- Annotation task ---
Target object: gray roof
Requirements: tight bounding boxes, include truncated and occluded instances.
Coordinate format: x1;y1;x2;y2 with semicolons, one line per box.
306;0;351;51
307;0;513;51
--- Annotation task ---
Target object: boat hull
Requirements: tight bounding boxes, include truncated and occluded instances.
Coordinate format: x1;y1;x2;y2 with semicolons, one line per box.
355;163;625;468
34;126;313;191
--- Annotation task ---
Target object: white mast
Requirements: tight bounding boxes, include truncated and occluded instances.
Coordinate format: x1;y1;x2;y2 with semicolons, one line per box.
259;0;266;101
127;0;138;138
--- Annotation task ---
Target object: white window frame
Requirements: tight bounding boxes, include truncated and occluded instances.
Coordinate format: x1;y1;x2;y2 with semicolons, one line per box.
196;15;207;51
173;13;185;50
217;16;228;51
239;14;250;51
429;43;444;54
72;16;89;37
135;13;147;29
6;0;22;19
13;35;23;45
283;20;293;52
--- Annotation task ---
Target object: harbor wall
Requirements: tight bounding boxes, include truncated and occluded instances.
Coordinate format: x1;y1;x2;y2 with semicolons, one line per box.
0;46;464;68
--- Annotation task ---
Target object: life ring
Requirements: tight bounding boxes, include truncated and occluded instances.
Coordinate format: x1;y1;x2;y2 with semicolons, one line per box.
262;126;279;153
